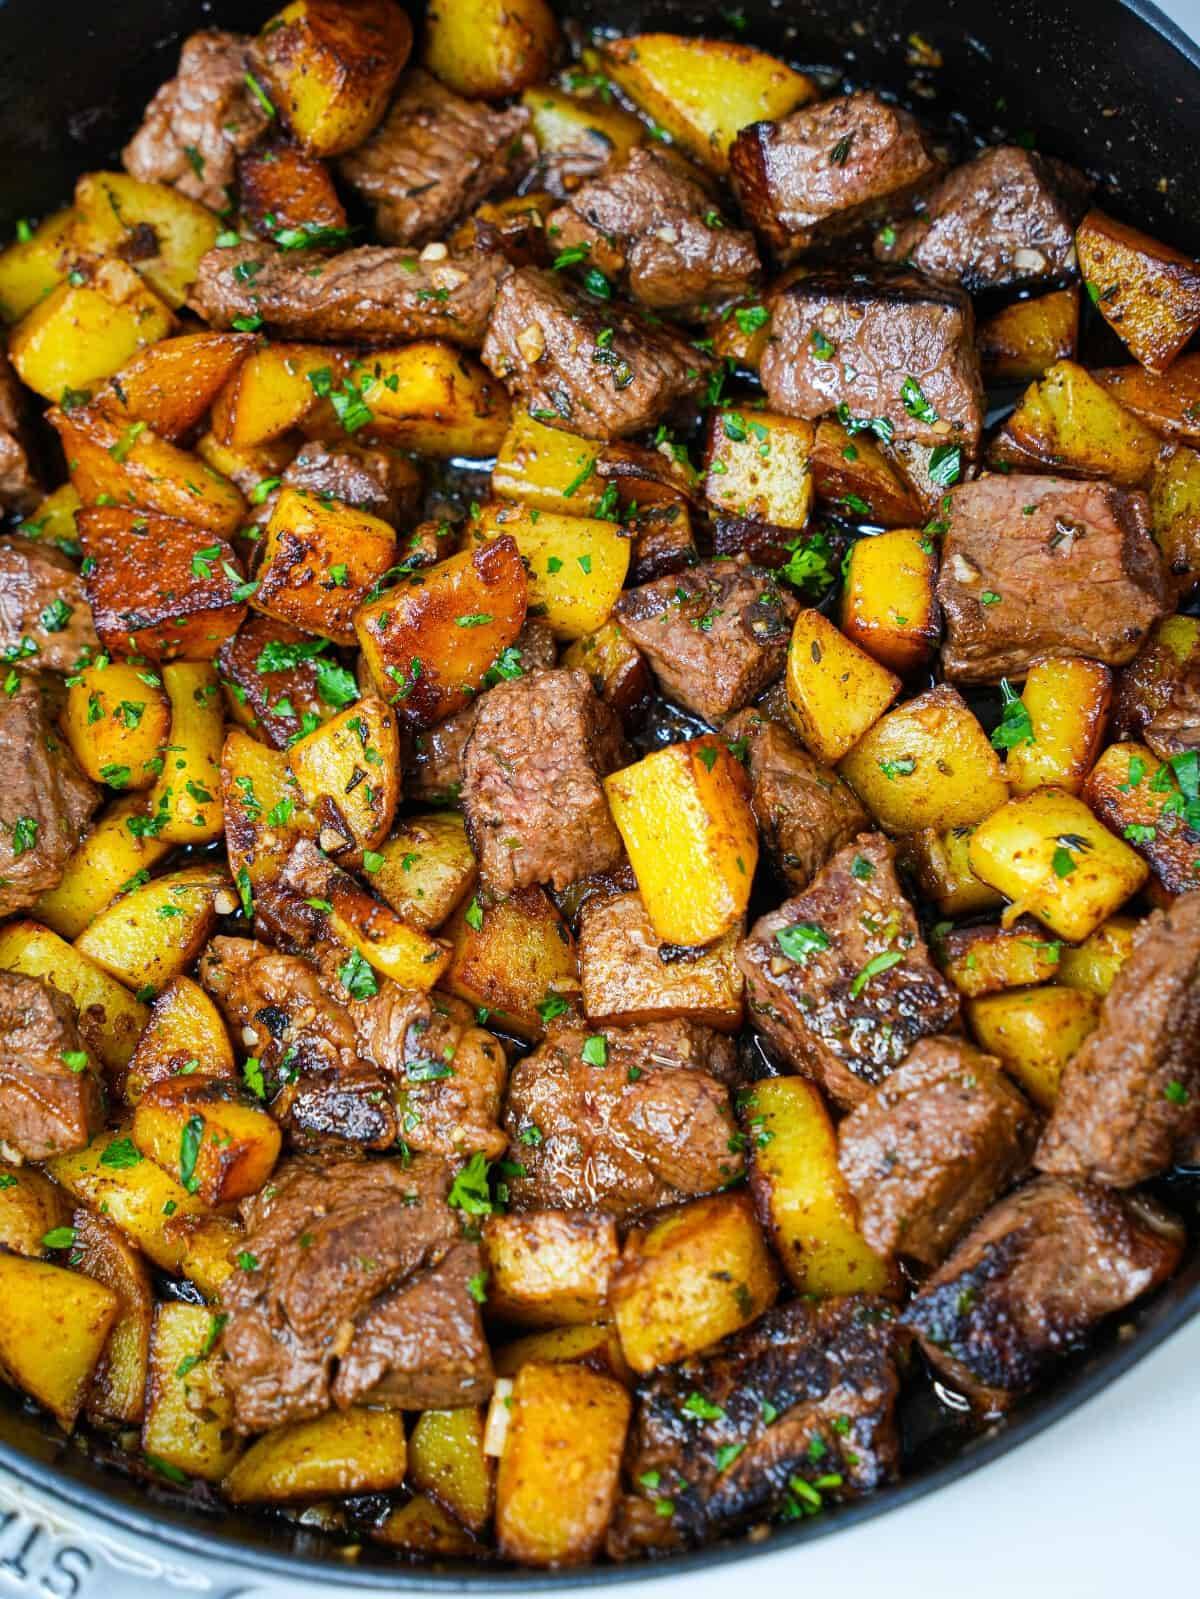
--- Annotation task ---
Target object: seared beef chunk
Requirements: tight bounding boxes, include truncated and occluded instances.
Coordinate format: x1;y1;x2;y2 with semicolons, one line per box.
876;146;1089;291
0;675;98;917
190;241;509;348
937;475;1168;683
608;1297;905;1557
730;91;940;259
0;355;40;514
462;667;629;893
723;708;867;889
838;1036;1037;1266
903;1177;1184;1410
1143;660;1200;758
1036;892;1200;1186
339;69;534;246
122;30;271;212
220;1151;492;1431
481;267;715;441
280;440;421;525
546;148;759;311
762;271;984;456
614;559;797;725
737;834;959;1109
217;613;334;752
503;1017;742;1217
0;537;99;673
0;973;103;1161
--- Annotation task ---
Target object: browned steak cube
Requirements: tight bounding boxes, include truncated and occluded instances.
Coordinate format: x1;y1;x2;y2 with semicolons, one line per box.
0;355;40;514
876;146;1090;292
838;1035;1038;1266
730;90;940;258
736;833;959;1108
937;474;1168;683
1036;891;1200;1187
0;972;103;1161
547;148;760;312
122;30;272;212
903;1176;1184;1411
607;1296;906;1558
1143;660;1200;758
762;271;984;456
339;69;534;247
280;440;421;525
724;708;868;890
462;666;629;893
614;559;798;725
481;267;715;440
220;1151;493;1432
502;1017;742;1217
0;536;99;673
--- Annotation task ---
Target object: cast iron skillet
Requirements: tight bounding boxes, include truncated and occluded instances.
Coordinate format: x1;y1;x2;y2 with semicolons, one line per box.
0;0;1199;1584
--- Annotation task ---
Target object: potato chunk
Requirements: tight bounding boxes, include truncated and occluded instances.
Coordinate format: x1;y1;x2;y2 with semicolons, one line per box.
425;0;559;98
903;825;1004;917
492;410;605;516
0;207;74;323
482;1212;618;1327
133;1076;281;1205
1076;209;1200;373
0;920;147;1071
71;172;220;309
0;1253;118;1431
472;502;631;640
408;1407;494;1533
369;813;477;930
288;696;400;856
443;885;580;1039
211;343;346;448
72;1208;154;1425
1002;657;1112;795
989;359;1159;485
124;974;235;1104
704;409;814;555
142;1302;241;1481
785;609;901;765
977;285;1080;384
1056;915;1137;997
148;662;224;842
839;528;939;675
579;890;743;1031
225;1409;407;1502
63;660;171;790
1148;442;1200;596
255;487;396;644
74;865;229;993
0;1165;71;1258
1083;741;1200;897
966;985;1099;1109
935;919;1066;998
47;1125;207;1271
810;419;924;527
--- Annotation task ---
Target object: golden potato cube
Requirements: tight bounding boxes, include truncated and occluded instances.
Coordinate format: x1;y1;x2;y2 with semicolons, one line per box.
482;1212;618;1328
1056;914;1138;997
104;331;254;443
966;985;1100;1109
63;660;170;790
0;206;75;323
704;409;814;532
495;1361;631;1566
211;343;345;449
1149;441;1200;596
1003;657;1113;796
839;684;1008;834
353;343;509;457
74;865;228;994
0;1165;71;1258
522;85;644;182
255;487;396;644
811;419;924;527
124;975;235;1105
47;1126;207;1272
408;1407;494;1533
968;788;1148;942
148;662;224;842
989;358;1160;485
133;1076;281;1205
424;0;559;97
33;795;173;941
369;813;477;931
936;919;1066;998
611;1192;780;1374
561;620;652;719
142;1302;241;1481
472;501;631;640
72;1207;154;1426
20;481;83;551
225;1409;407;1503
1092;354;1200;444
840;528;939;675
492;1324;629;1382
491;410;605;515
443;885;580;1039
71;172;220;309
0;921;147;1070
288;696;400;855
605;737;758;947
1083;741;1200;896
0;1253;118;1431
579;890;743;1031
785;609;901;765
903;825;1005;917
373;1494;481;1557
977;285;1080;384
1077;208;1200;373
221;730;308;891
176;1214;243;1301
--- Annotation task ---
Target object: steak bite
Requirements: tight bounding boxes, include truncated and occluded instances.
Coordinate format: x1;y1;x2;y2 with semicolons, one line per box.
876;146;1089;291
1036;891;1200;1187
723;708;868;890
546;148;760;312
0;675;98;918
219;1151;493;1432
502;1016;743;1217
0;972;104;1162
762;270;984;455
838;1035;1038;1266
736;833;959;1109
461;666;629;893
0;354;40;514
339;69;534;247
279;440;421;525
0;537;99;673
122;30;272;212
608;1296;906;1558
1143;660;1200;758
903;1176;1184;1411
937;474;1169;683
481;267;715;440
614;559;798;725
190;240;509;348
730;91;941;259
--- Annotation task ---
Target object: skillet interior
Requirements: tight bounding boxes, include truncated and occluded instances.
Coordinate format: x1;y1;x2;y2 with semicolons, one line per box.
0;0;1198;1583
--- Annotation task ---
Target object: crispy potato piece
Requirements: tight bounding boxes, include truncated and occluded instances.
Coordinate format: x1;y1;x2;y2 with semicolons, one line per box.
225;1409;407;1502
369;813;477;931
373;1494;482;1557
1077;209;1200;373
0;1254;118;1431
102;333;253;441
133;1076;281;1205
903;825;1005;917
142;1302;241;1481
522;86;644;185
785;609;901;765
1003;657;1112;795
935;919;1066;998
1111;614;1200;739
482;1212;618;1328
125;975;235;1104
71;172;220;309
255;487;396;645
47;1126;207;1271
495;1361;630;1566
73;1208;154;1426
578;890;743;1031
356;537;527;726
966;985;1099;1109
988;358;1160;485
211;344;346;449
612;1192;779;1373
491;411;605;515
0;1165;71;1257
348;344;509;457
1092;354;1200;445
9;256;174;400
704;409;815;551
1083;741;1200;897
288;696;400;855
968;788;1148;941
839;684;1008;834
78;508;247;662
74;865;228;994
443;885;580;1039
492;1323;629;1382
977;285;1080;384
221;730;309;890
148;662;224;842
747;1076;898;1298
0;921;147;1071
176;1213;244;1301
811;419;925;527
425;0;559;97
840;528;939;675
1148;442;1200;595
1056;914;1137;996
0;207;75;323
471;502;631;640
598;34;815;175
239;143;348;241
605;737;758;947
310;859;452;991
20;481;83;553
63;661;171;790
562;621;652;719
408;1407;494;1533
